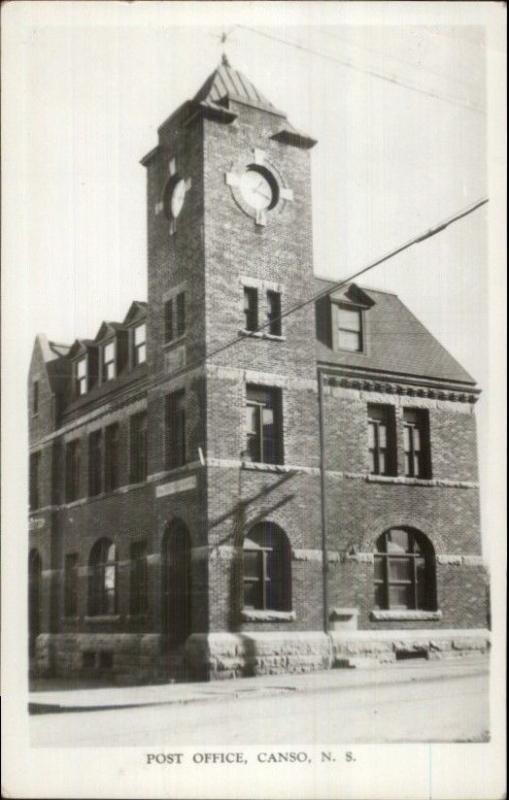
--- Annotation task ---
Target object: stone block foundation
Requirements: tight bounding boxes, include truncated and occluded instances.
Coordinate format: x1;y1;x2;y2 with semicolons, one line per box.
184;632;332;680
32;628;490;684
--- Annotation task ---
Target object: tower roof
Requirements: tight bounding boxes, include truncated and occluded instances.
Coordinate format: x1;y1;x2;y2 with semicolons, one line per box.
192;57;285;116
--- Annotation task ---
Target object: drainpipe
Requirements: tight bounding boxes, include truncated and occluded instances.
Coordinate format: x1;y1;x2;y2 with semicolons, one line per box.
317;367;330;637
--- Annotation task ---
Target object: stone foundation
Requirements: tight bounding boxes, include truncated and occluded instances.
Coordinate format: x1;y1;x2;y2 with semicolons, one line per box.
34;633;162;683
32;628;490;684
184;632;332;680
330;628;490;667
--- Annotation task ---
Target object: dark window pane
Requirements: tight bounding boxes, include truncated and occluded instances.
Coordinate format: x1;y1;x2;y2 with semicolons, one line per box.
244;580;262;609
267;290;282;336
374;584;385;609
243;550;260;579
389;584;412;609
243;287;258;332
388;557;412;581
374;556;384;579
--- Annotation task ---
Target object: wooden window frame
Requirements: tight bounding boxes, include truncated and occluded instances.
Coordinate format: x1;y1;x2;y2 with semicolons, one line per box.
132;323;147;366
367;404;396;476
267;290;282;336
88;430;103;497
334;304;364;353
166;390;186;470
88;539;117;617
65;440;81;502
104;424;120;492
75;355;88;397
243;286;258;332
101;339;116;383
403;409;431;479
245;386;283;466
130;411;148;483
374;529;435;611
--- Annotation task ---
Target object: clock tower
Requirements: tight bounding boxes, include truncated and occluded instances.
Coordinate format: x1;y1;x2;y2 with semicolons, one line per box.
142;58;329;678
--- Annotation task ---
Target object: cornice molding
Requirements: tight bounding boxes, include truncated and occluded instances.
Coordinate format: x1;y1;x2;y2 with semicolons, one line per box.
321;373;478;404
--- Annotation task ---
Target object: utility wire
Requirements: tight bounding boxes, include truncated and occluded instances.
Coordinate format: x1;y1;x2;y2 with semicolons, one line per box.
192;196;489;369
317;28;476;92
235;25;486;116
48;198;488;377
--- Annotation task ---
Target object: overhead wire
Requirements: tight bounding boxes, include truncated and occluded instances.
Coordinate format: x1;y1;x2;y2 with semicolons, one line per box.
234;25;486;116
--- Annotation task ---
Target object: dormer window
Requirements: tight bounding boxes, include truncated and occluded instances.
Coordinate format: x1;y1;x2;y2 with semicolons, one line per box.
336;305;363;352
133;323;146;366
102;341;116;382
75;356;88;396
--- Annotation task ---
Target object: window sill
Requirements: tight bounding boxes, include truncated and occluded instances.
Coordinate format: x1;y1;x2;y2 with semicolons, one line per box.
366;475;433;486
241;609;296;623
241;461;289;473
239;329;285;342
84;615;121;623
370;610;442;622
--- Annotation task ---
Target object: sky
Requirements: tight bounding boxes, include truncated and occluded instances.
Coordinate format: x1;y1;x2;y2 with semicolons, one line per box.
2;2;506;561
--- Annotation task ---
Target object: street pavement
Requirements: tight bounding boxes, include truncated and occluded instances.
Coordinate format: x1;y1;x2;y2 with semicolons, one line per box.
29;656;489;746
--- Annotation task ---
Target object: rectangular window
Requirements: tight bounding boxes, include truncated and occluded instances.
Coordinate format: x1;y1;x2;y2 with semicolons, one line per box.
29;451;41;510
75;356;88;396
267;290;282;336
164;299;174;343
403;409;430;478
65;440;81;502
104;424;120;492
130;541;148;616
33;381;39;415
367;404;396;476
133;323;146;366
245;385;283;465
176;292;186;338
243;287;258;332
166;390;186;469
337;305;363;352
130;412;148;483
88;430;103;497
102;341;116;382
64;553;79;616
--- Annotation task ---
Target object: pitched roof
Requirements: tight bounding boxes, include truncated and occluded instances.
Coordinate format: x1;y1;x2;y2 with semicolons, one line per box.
315;279;476;386
192;57;284;116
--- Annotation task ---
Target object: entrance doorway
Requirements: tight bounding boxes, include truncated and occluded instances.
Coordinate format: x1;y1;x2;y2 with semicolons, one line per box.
29;549;42;659
161;521;191;647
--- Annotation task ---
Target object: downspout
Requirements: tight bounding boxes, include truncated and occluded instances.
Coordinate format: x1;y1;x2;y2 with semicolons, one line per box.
317;367;330;639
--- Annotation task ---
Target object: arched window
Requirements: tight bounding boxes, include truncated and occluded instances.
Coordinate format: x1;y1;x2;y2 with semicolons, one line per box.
374;528;436;611
243;522;291;612
88;538;117;616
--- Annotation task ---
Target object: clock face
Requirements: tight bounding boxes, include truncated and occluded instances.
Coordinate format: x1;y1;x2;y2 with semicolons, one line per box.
240;168;276;211
170;179;186;219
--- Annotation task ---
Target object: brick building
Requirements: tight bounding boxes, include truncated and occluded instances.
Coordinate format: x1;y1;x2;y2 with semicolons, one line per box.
28;59;489;683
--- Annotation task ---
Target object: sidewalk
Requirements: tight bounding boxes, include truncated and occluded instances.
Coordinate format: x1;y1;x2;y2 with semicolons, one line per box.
29;654;489;714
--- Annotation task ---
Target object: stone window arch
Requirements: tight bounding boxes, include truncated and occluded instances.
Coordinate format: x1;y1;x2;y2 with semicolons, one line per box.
374;528;436;611
243;522;292;612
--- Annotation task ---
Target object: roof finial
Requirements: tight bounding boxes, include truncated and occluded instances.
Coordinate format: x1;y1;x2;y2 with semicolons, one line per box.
219;29;232;67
